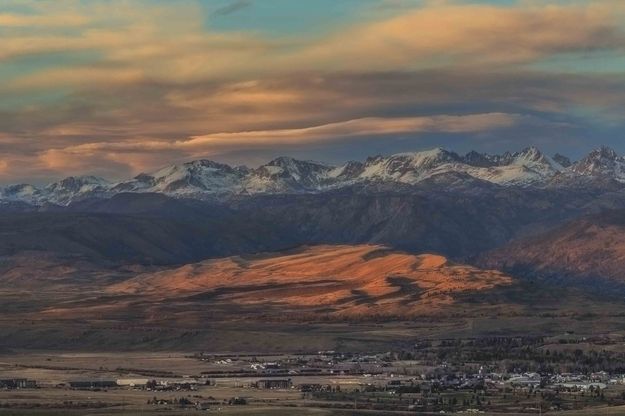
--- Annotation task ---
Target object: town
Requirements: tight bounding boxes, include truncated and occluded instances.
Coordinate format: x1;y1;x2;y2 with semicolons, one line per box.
4;334;625;414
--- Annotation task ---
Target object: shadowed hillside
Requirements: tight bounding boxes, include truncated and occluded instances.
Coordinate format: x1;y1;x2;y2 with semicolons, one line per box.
477;210;625;290
0;201;295;265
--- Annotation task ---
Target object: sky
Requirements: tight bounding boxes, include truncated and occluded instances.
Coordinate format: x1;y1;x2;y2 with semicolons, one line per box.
1;0;625;183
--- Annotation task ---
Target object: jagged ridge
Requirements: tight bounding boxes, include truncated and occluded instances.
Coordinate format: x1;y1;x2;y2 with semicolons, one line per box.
2;146;625;205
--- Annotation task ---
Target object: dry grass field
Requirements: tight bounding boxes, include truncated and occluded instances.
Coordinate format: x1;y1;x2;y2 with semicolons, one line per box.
2;347;625;415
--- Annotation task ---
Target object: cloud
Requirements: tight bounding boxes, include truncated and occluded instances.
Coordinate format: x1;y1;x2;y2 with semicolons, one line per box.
0;12;89;27
1;1;625;183
297;2;625;70
3;1;624;86
2;67;625;183
30;113;520;177
183;113;521;148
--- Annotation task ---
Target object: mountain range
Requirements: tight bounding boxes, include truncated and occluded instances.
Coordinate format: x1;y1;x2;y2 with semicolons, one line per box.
3;145;625;336
4;146;625;206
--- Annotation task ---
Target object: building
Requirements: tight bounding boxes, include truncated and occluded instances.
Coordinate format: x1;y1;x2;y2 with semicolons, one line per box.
0;379;36;389
555;381;607;391
254;379;292;389
69;380;117;389
508;373;542;387
116;378;150;387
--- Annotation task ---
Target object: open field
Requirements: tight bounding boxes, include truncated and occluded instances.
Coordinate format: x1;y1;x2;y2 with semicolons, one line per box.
4;310;625;352
3;336;625;415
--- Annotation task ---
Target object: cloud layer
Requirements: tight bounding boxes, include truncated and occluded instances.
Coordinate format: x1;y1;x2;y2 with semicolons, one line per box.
1;0;625;182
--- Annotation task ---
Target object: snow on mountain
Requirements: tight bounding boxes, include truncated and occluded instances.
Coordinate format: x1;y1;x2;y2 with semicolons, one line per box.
327;161;365;182
355;147;563;186
2;146;625;206
243;157;335;193
0;177;110;205
0;184;42;204
358;148;462;183
43;176;111;205
570;146;625;182
469;146;565;186
112;160;247;196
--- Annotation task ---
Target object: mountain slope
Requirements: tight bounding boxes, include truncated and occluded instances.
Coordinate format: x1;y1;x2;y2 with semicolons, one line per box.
1;180;624;266
0;198;295;265
477;210;625;288
230;183;625;258
106;244;513;318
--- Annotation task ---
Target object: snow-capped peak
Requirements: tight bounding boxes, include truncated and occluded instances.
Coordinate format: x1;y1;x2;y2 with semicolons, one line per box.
514;146;542;161
45;175;109;193
114;159;246;196
246;157;334;192
359;148;462;183
394;147;459;167
570;146;625;181
260;157;331;177
3;146;625;206
41;176;110;205
590;146;619;160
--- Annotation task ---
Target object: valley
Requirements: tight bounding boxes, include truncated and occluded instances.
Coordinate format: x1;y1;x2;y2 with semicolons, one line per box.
7;328;625;415
2;147;625;414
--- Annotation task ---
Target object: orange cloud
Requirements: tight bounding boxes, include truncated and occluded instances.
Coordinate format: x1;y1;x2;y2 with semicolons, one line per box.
1;1;624;183
3;1;623;89
0;13;89;27
183;113;520;149
32;113;520;176
298;2;625;70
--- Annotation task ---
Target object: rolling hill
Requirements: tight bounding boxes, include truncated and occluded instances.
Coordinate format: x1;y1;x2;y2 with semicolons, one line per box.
3;243;625;350
477;209;625;290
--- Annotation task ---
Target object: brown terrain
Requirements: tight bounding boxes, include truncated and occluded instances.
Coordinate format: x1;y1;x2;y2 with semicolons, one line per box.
3;242;625;351
106;244;513;317
479;210;625;286
25;245;513;323
0;243;549;351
